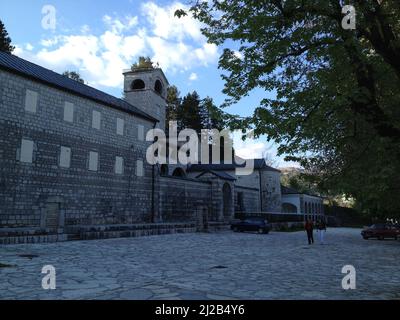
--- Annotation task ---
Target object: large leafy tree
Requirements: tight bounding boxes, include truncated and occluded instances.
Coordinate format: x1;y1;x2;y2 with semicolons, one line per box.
0;19;14;53
179;0;400;218
201;96;226;131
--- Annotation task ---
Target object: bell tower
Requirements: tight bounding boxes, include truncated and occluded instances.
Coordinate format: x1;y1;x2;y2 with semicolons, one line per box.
123;66;169;130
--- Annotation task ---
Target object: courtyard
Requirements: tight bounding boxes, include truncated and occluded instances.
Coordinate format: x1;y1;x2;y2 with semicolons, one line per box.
0;228;399;300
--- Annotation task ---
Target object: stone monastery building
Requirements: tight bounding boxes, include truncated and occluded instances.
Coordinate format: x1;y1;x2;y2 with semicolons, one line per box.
0;52;323;243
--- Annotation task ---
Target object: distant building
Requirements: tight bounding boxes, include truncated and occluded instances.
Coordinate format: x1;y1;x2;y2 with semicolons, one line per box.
281;186;324;218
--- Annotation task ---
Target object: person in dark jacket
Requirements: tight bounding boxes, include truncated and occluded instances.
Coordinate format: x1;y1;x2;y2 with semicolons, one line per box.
305;219;314;245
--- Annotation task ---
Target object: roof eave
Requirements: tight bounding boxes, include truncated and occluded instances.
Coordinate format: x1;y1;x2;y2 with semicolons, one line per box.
0;63;158;123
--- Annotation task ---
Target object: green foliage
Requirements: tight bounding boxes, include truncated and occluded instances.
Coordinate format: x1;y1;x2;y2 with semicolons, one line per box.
62;71;84;84
131;56;157;70
166;87;227;134
0;20;14;53
182;0;400;218
166;85;181;134
178;91;204;133
174;9;188;18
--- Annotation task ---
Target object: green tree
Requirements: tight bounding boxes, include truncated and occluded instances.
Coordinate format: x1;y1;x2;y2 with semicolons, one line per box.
62;71;84;84
180;1;400;218
131;56;157;70
178;91;204;134
200;97;226;131
166;87;228;135
0;20;15;53
165;85;181;132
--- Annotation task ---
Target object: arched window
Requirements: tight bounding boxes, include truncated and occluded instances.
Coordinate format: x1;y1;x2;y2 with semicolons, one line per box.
132;79;145;90
160;164;168;176
172;168;186;178
154;80;163;95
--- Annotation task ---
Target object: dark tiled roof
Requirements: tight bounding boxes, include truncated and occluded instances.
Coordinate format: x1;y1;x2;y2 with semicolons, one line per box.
188;158;280;173
0;52;158;122
195;170;236;181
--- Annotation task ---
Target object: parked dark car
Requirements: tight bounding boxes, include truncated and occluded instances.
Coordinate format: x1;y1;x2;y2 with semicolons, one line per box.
231;218;271;234
361;224;400;240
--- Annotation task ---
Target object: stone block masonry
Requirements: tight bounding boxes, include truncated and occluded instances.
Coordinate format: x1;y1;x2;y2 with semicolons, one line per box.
158;176;212;222
0;70;155;232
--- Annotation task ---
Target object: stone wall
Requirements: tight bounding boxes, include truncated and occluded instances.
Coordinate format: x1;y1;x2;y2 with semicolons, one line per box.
0;70;155;232
158;176;212;222
234;186;260;214
260;170;282;213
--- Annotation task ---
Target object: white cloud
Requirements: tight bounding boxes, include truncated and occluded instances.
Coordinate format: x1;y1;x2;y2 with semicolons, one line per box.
189;72;198;81
102;15;138;33
15;1;219;91
81;25;91;34
232;131;272;160
40;37;61;47
141;1;203;42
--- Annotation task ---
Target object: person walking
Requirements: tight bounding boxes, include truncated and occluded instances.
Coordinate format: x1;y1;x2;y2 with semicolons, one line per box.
305;219;314;245
317;219;327;244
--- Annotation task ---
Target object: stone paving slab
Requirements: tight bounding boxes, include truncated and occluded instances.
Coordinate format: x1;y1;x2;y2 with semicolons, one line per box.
0;228;399;300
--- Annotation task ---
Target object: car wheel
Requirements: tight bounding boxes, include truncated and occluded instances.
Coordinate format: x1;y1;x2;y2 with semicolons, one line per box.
378;236;384;240
258;228;265;234
362;236;369;240
233;227;239;232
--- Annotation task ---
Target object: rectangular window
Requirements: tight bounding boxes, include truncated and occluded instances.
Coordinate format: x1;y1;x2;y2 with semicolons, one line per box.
89;151;99;171
136;160;144;177
25;89;38;113
116;118;124;136
115;156;124;174
20;139;34;163
138;125;144;141
64;102;74;123
59;146;71;168
92;110;101;129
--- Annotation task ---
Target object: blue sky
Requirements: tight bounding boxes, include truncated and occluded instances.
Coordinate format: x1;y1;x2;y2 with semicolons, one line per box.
0;0;297;167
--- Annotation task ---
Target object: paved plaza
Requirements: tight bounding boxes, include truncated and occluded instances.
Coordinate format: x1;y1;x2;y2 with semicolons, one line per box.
0;228;399;300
